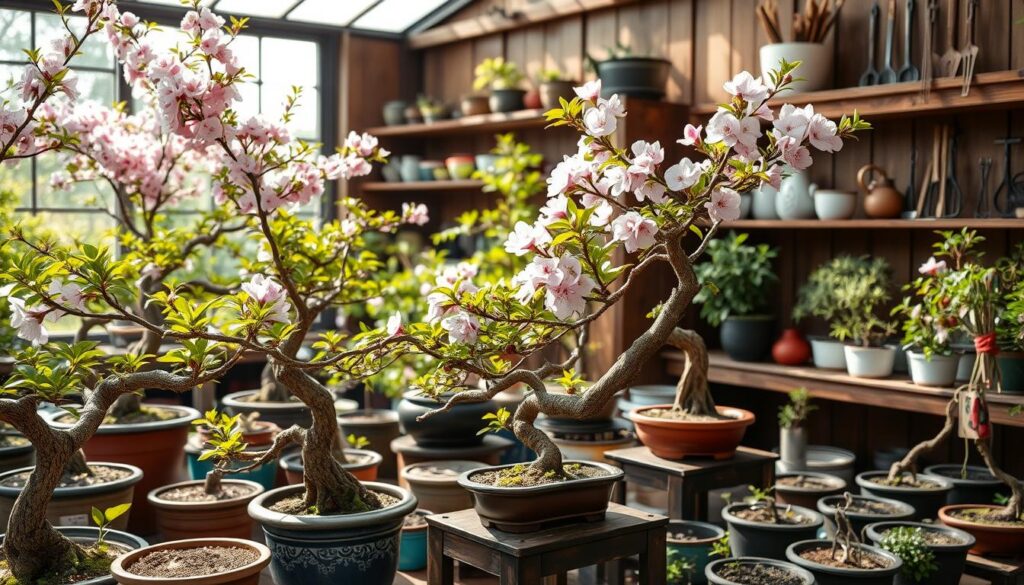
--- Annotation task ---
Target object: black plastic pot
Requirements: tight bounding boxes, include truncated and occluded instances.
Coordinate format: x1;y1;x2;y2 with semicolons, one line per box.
787;540;902;585
720;316;774;362
667;520;725;585
722;502;824;561
539;80;577;109
397;391;497;448
775;471;848;510
488;89;526;113
998;353;1024;394
817;494;915;537
0;432;33;474
923;464;1004;506
855;471;953;520
706;557;815;585
592;57;671;100
865;521;975;585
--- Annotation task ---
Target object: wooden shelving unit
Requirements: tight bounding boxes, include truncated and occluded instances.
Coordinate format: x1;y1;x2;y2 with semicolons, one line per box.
360;180;485;192
724;218;1023;229
366;109;548;138
664;350;1024;427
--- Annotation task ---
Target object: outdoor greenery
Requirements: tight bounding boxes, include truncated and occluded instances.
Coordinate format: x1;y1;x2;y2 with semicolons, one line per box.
473;57;525;91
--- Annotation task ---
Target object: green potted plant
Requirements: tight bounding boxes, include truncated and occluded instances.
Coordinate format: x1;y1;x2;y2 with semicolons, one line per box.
586;43;671;100
866;522;974;585
473;57;526;113
693;232;778;362
998;242;1024;394
416;95;447;124
778;388;815;472
536;69;578;110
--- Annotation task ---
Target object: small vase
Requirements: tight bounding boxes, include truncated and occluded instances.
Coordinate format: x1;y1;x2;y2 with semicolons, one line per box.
780;426;808;470
751;185;778;219
759;42;833;92
775;171;817;220
772;328;811;365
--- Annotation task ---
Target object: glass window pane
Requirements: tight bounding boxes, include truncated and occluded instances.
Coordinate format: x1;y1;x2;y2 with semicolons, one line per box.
0;160;33;208
261;38;316;88
35;211;116;246
233;82;260;120
74;71;116;105
287;0;377;26
215;0;292;18
37;14;113;70
263;84;318;139
35;153;114;211
0;9;31;62
232;35;260;80
0;64;23;92
351;0;445;33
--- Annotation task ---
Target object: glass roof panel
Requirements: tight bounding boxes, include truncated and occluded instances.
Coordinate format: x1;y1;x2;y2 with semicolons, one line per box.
212;0;293;18
286;0;377;26
136;0;214;6
351;0;447;33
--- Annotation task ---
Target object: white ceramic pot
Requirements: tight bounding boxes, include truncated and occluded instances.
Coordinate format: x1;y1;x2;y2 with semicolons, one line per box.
844;345;896;379
809;337;846;369
760;42;833;93
740;192;752;219
907;351;959;387
814;189;857;220
752;185;778;219
776;171;817;220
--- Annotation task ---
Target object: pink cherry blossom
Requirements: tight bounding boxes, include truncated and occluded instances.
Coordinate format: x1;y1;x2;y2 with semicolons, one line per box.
665;158;705;191
704;187;742;222
678;124;702;147
705;110;760;152
773;131;813;171
583;105;617;137
918;257;948;276
539;195;570;225
402;202;430;225
723;71;769;104
504;221;552;256
441;311;480;344
635;181;666;204
48;279;86;316
386;312;403;337
610;211;658;253
772;104;813;140
242;274;290;323
573;79;602;102
807;114;843;152
8;297;48;346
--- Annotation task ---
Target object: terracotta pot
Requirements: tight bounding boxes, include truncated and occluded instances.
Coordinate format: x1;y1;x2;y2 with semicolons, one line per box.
149;479;264;541
337;410;401;480
402;460;482;513
279;449;381;485
631;405;755;460
773;329;812;365
444;155;476;180
857;164;904;219
460;95;490;117
111;537;271;585
46;405;198;535
195;421;279;448
939;504;1024;555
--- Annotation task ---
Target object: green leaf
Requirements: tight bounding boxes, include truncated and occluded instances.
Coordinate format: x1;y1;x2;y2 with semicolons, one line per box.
90;507;104;529
104;503;131;523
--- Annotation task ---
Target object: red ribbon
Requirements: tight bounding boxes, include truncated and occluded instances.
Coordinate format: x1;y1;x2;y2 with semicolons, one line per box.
974;332;999;356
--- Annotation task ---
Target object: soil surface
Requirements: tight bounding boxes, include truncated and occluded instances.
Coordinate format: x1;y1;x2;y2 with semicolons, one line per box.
404;512;428;529
157;483;259;503
714;562;806;585
867;475;944;489
469;463;609;488
947;507;1024;527
733;505;813;525
799;546;892;570
637;407;732;422
56;405;179;426
0;434;29;449
667;532;701;542
777;475;839;490
0;464;130;489
240;393;302;404
338;413;392;424
878;527;966;545
267;490;398;515
406;465;466;479
931;467;997;481
343;452;375;466
125;546;258;578
0;542;127;584
829;498;904;515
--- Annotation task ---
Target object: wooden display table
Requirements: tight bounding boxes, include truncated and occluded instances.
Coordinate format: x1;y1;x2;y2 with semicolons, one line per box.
964;554;1024;585
605;445;777;520
391;435;513;488
425;503;667;585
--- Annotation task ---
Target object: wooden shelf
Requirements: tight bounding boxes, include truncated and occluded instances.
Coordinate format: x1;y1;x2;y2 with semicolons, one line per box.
366;109;548;138
664;350;1024;427
723;218;1023;229
691;69;1024;120
360;180;484;192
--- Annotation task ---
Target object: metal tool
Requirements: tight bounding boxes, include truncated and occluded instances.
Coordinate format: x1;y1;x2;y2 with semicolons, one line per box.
960;0;979;96
860;2;881;86
903;143;917;213
993;138;1024;218
975;157;993;218
922;0;938;96
897;0;919;81
939;129;963;218
880;0;899;83
917;126;941;218
939;0;960;76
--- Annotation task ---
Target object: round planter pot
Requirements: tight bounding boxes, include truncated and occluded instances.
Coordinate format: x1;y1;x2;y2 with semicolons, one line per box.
814;190;857;220
398;509;431;572
631;405;755;460
844;345;896;379
46;405;199;535
706;557;815;585
280;449;382;485
459;95;490;117
444;155;475;180
810;337;848;370
148;479;264;541
786;540;902;585
488;89;526;113
773;329;812;366
817;494;915;537
593;57;671;100
775;471;847;510
779;426;808;470
667;520;725;585
779;445;857;485
865;521;975;585
907;351;959;387
739;192;753;219
720;316;774;362
723;503;824;560
0;526;148;585
382;100;406;126
185;437;278;492
221;390;311;430
923;464;1004;506
856;471;953;520
403;460;483;514
997;352;1024;394
457;460;622;533
619;384;678;415
938;504;1024;555
111;537;270;585
550;433;634;462
0;462;142;532
248;482;416;585
760;42;834;92
397;390;497;448
752;185;779;219
538;80;576;109
0;433;34;473
337;410;401;480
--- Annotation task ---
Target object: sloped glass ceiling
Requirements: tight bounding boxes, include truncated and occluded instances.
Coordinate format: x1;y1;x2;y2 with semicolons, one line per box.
134;0;451;32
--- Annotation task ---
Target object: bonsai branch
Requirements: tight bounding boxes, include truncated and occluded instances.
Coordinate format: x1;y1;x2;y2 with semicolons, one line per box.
888;395;958;483
224;424;306;474
830;493;862;565
976;438;1023;520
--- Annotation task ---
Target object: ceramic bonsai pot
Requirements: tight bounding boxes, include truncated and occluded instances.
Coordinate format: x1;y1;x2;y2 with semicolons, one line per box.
997;352;1024;394
111;537;271;585
720;315;774;362
593;57;671;99
906;351;959;387
667;520;725;585
760;42;833;92
0;526;148;585
538;80;576;109
0;432;33;473
185;437;278;491
222;390;311;429
398;509;431;571
723;502;824;560
0;462;142;532
855;471;953;520
148;479;264;541
337;410;401;480
456;460;622;533
775;472;847;510
381;100;406;126
923;464;1003;505
865;521;975;585
459;95;489;117
786;540;901;585
817;494;915;537
248;482;416;585
619;384;677;415
844;345;896;378
402;460;481;513
280;449;381;485
810;337;847;369
790;446;857;484
631;405;755;460
814;189;857;220
938;504;1024;555
397;390;497;448
488;89;526;113
706;557;815;585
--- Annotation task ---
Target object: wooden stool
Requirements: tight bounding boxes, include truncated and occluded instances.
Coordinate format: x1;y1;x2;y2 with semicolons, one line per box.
605;445;778;520
426;503;668;585
964;553;1024;585
391;435;513;489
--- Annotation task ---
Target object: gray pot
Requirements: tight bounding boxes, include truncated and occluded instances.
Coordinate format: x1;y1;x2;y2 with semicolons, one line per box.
593;57;671;100
488;89;526;113
739;192;752;219
752;185;779;219
382;100;406;126
817;494;915;537
907;351;959;387
787;540;902;585
0;526;148;585
855;471;953;520
539;80;576;109
780;427;808;470
706;557;815;585
337;410;401;481
222;389;311;429
844;345;896;379
720;316;774;362
810;337;847;370
723;503;824;560
775;471;847;510
923;464;1005;506
778;445;857;484
956;351;975;382
865;521;974;585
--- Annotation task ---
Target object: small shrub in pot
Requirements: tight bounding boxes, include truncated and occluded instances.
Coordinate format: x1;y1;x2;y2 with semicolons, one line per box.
536;69;577;110
474;57;526;113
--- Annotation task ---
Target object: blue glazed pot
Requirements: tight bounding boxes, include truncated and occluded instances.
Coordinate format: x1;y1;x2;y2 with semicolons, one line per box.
248;482;417;585
185;439;279;491
667;520;725;585
398;510;431;571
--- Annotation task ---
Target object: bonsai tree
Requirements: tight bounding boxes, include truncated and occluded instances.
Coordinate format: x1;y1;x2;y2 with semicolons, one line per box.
794;256;895;346
692;231;777;326
409;66;868;477
473;57;524;91
877;526;938;584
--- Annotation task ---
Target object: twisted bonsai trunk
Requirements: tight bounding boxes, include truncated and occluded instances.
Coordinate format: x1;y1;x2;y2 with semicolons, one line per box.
888;396;958;483
668;328;715;416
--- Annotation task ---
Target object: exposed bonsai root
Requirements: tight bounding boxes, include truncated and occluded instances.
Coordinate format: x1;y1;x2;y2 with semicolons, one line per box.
887;396;958;483
64;449;91;477
667;328;715;416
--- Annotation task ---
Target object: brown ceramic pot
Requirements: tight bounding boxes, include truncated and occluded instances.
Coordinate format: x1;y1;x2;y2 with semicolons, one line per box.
630;405;755;460
938;504;1024;555
539;80;577;109
148;479;264;541
456;460;623;533
460;95;490;117
280;448;382;485
774;471;847;510
111;537;271;585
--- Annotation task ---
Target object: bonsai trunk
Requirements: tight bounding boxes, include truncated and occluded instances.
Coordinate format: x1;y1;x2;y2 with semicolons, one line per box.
109;289;165;419
888;396;958;482
256;362;292;402
667;328;715;416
